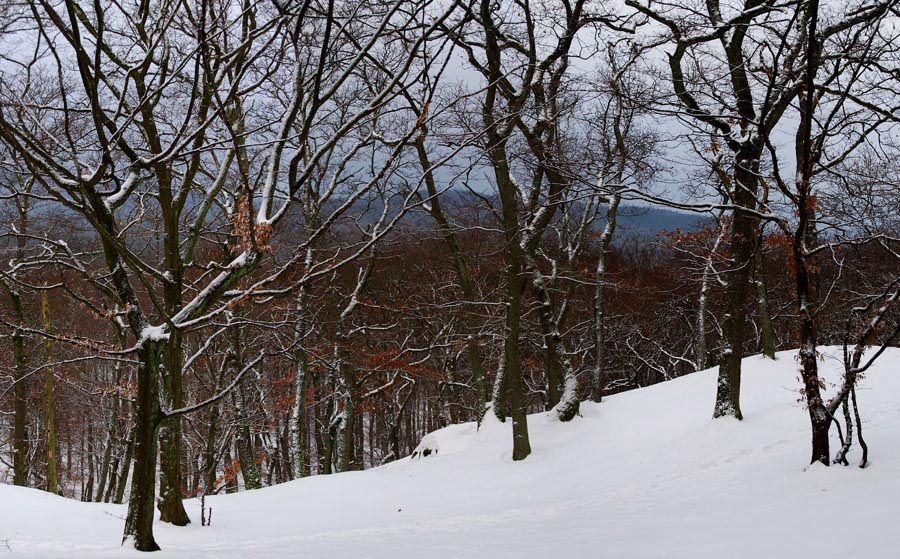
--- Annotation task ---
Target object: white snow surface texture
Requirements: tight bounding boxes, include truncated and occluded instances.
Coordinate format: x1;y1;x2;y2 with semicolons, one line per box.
2;348;899;558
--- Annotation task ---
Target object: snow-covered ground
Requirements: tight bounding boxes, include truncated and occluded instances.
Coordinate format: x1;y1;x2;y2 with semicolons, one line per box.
3;348;899;558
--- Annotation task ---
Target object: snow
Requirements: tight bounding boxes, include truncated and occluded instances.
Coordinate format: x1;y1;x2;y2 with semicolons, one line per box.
138;325;169;343
411;434;439;459
3;348;900;558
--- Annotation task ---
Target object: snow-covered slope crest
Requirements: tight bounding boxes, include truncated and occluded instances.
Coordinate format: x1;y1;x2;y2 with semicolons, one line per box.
2;348;899;558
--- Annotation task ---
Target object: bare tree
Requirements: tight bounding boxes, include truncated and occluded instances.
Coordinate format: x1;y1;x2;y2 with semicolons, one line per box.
625;0;898;421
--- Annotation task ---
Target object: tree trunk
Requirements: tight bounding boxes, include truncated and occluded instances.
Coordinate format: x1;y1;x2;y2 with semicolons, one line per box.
318;376;334;475
122;342;163;552
8;192;30;487
290;352;309;478
158;327;191;524
41;291;58;494
337;354;357;473
696;216;727;371
491;352;509;422
95;413;114;502
290;274;311;479
713;148;762;420
96;354;123;502
794;245;829;464
755;251;776;359
489;129;531;459
223;444;238;494
204;401;221;494
504;250;532;461
234;381;262;489
528;259;579;421
104;454;120;503
532;267;564;409
85;418;95;501
11;290;28;487
592;192;621;401
795;0;830;465
114;429;133;504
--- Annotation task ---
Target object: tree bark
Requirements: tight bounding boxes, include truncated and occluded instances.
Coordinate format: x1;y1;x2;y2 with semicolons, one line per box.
96;348;124;502
203;401;220;493
754;250;776;359
11;289;28;487
114;429;133;504
41;291;58;494
528;259;579;421
158;285;190;524
794;0;829;465
491;352;509;422
712;147;762;420
231;330;262;490
122;342;163;552
337;354;357;473
85;418;95;501
592;193;621;401
290;268;311;479
234;382;262;489
695;215;727;371
503;235;532;460
531;266;564;409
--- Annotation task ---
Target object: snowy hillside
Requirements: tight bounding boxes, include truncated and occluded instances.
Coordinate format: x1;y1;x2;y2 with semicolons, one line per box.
2;348;899;558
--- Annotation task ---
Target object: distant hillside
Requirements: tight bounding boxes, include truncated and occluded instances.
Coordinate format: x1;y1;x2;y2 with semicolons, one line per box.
597;205;708;238
342;189;708;238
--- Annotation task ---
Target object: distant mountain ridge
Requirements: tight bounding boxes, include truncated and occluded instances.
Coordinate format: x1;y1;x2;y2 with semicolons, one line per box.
379;189;708;238
595;205;707;238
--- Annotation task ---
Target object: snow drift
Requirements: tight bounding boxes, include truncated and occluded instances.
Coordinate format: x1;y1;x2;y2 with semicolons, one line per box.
2;348;899;558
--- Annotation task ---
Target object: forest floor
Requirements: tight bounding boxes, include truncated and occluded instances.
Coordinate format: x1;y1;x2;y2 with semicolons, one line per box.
2;347;899;558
